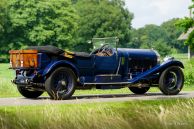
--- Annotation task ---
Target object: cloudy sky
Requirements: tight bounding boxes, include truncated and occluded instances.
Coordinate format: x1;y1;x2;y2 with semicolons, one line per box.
125;0;192;28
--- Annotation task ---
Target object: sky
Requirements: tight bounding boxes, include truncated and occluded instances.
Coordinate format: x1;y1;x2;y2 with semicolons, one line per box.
125;0;192;28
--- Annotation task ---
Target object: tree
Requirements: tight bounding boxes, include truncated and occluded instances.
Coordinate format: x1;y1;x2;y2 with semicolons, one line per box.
73;0;133;51
0;0;8;35
161;18;186;53
127;28;141;48
175;0;193;59
128;18;188;56
128;24;172;56
6;0;78;49
152;40;171;57
176;0;194;47
0;0;9;59
0;1;5;35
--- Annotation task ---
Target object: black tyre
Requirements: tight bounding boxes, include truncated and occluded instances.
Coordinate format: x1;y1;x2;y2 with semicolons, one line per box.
129;87;150;94
45;67;76;100
17;85;43;98
159;66;184;95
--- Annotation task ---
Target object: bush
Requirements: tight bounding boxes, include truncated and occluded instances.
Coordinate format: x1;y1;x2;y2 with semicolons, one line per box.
183;58;194;85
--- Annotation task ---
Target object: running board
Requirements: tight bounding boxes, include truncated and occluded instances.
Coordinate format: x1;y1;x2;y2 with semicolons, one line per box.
83;60;182;86
84;82;132;85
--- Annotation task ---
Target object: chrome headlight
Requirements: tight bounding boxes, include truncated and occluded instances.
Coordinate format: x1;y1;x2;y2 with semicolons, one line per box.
163;56;174;62
157;56;160;64
153;50;160;64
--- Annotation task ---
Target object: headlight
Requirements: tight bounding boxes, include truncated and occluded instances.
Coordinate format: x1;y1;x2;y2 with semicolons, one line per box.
153;50;160;64
157;56;160;64
163;56;174;62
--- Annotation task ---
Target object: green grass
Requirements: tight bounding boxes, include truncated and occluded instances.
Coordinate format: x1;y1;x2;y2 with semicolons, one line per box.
170;53;188;60
0;63;20;97
0;63;14;78
0;99;194;129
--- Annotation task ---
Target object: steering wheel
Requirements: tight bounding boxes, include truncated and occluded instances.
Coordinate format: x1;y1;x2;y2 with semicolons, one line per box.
90;44;109;55
97;44;110;53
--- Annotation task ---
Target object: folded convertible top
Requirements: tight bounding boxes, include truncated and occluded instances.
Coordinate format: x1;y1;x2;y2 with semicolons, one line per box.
27;45;91;57
27;45;64;55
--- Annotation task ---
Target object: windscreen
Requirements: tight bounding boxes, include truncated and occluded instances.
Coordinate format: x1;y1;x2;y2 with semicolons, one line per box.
92;37;118;49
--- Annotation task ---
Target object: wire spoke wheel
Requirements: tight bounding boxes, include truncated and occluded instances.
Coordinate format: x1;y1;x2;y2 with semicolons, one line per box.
159;66;184;95
45;67;76;100
53;72;69;94
165;71;178;90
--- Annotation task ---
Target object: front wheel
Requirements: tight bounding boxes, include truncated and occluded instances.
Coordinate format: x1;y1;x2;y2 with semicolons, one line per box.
159;66;184;95
129;87;150;94
17;85;43;98
45;67;76;100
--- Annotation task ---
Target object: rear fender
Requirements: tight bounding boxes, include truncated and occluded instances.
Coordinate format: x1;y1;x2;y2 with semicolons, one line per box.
42;60;79;77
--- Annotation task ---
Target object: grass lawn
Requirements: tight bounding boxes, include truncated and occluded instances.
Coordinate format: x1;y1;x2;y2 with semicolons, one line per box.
0;99;193;129
0;60;194;98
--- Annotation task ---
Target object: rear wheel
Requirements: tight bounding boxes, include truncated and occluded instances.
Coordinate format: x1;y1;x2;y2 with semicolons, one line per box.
129;87;150;94
17;85;43;98
159;66;184;95
45;67;76;100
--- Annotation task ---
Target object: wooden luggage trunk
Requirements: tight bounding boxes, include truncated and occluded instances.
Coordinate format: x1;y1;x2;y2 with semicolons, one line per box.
9;50;38;69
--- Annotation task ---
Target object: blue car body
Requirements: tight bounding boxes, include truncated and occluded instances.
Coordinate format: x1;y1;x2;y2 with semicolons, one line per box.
12;47;183;89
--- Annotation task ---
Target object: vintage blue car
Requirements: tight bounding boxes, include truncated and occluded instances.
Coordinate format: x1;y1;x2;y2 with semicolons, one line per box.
9;38;184;100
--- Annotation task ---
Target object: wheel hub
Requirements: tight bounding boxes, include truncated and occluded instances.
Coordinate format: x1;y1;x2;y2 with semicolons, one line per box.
60;80;67;86
56;79;68;94
167;71;177;90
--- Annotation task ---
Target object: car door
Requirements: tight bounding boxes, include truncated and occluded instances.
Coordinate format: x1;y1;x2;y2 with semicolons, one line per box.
76;55;95;76
94;53;118;75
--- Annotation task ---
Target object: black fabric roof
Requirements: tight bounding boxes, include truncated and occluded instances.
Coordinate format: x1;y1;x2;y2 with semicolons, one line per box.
27;45;92;58
27;45;64;55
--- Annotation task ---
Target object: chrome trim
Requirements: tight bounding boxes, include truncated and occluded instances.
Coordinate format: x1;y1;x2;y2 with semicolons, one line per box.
84;82;132;85
163;56;174;62
116;58;121;75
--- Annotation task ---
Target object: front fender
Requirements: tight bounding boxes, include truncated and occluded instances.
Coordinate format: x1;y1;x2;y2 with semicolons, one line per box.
42;60;79;77
129;59;184;83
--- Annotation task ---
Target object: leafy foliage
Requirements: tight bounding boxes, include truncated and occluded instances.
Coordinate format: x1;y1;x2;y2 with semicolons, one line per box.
0;0;7;35
0;0;9;52
128;20;186;56
176;0;194;46
161;18;186;52
73;0;133;51
7;0;78;49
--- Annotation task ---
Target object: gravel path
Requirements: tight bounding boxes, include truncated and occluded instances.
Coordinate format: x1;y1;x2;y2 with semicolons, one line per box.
0;91;194;106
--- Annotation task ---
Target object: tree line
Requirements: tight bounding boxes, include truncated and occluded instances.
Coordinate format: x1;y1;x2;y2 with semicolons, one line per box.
129;19;187;56
0;0;192;62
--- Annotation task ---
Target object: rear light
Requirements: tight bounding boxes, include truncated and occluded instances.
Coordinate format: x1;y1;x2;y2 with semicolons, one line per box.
16;70;20;75
21;60;24;67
